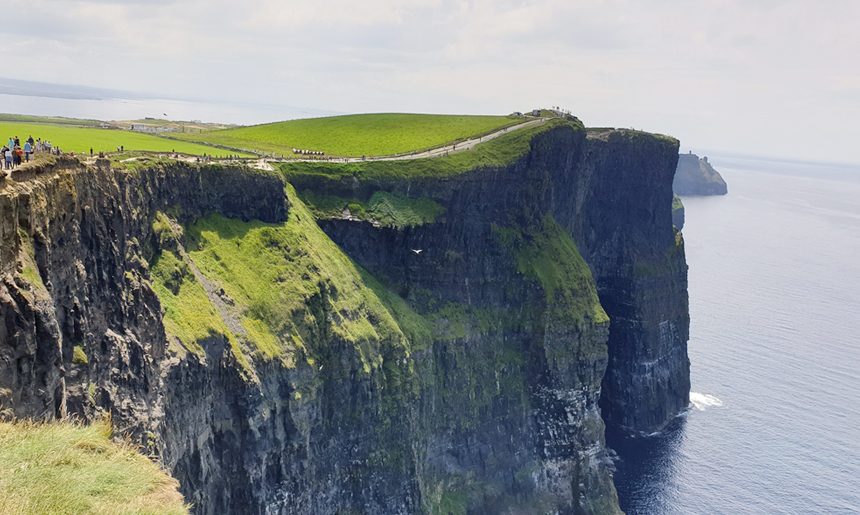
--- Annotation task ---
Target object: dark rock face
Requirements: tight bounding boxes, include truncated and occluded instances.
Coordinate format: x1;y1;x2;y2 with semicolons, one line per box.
0;160;291;511
674;153;728;196
315;126;690;448
672;195;685;230
314;126;621;513
0;124;690;514
554;130;690;433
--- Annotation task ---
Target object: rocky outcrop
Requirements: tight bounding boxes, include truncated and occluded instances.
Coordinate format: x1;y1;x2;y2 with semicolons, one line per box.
672;194;684;230
0;121;689;514
674;152;727;195
0;159;288;510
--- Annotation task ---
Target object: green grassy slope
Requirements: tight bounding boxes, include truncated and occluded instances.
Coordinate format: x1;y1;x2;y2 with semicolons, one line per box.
148;186;414;373
300;190;446;229
0;122;243;156
280;117;577;181
0;419;188;515
171;113;521;157
495;214;608;326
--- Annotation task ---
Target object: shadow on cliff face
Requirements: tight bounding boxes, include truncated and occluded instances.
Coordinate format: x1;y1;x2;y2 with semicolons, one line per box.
605;414;688;514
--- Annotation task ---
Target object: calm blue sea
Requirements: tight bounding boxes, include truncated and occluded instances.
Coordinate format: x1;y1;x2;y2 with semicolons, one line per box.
608;155;860;514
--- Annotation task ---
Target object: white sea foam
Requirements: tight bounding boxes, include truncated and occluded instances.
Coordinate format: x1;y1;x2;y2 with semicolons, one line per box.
690;392;724;411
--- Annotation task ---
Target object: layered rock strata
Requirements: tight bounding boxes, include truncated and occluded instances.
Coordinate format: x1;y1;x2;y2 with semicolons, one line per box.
0;120;689;515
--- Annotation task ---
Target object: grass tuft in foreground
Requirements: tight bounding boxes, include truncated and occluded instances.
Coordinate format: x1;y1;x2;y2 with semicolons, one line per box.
0;418;189;515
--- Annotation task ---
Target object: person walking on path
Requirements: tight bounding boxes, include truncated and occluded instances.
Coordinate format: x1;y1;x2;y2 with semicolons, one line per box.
24;141;31;162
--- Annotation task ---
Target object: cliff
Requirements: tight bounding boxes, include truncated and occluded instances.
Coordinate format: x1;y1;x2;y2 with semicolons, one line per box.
0;120;689;514
672;194;685;230
674;153;727;195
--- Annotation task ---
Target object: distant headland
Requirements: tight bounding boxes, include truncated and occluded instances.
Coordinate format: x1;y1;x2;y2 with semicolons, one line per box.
674;152;728;196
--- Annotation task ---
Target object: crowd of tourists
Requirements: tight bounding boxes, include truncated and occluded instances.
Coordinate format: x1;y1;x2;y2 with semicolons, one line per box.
2;135;63;169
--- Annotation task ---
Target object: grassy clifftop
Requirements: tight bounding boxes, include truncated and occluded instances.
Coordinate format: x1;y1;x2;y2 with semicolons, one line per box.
171;113;522;157
0;121;234;156
280;117;580;181
0;419;188;515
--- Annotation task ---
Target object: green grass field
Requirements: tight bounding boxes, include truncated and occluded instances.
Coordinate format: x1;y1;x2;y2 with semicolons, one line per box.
0;419;188;515
280;117;578;181
0;122;248;156
171;113;523;157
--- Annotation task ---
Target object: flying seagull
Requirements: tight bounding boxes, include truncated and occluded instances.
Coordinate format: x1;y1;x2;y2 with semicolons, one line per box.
411;249;423;254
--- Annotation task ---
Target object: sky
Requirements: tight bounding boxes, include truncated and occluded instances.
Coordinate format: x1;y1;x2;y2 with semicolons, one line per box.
2;0;859;164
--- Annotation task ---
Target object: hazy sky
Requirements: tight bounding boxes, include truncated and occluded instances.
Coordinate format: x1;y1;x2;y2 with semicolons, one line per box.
3;0;859;163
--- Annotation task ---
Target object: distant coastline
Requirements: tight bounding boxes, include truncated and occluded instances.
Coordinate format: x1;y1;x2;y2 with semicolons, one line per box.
0;78;340;127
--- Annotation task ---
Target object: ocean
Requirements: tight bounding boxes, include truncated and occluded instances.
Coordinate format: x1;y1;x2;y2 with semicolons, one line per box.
0;93;336;126
608;155;860;514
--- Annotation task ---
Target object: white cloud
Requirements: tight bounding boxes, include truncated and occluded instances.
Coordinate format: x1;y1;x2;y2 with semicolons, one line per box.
1;0;858;162
246;0;442;27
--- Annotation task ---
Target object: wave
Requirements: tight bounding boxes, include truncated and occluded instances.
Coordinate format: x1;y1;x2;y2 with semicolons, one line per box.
690;392;724;411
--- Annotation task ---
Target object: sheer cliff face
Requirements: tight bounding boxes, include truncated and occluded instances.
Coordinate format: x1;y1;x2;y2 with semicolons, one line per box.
0;123;688;515
0;159;282;425
575;132;690;432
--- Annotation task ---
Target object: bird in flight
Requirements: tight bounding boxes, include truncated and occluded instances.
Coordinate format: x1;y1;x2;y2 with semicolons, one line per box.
411;249;423;254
